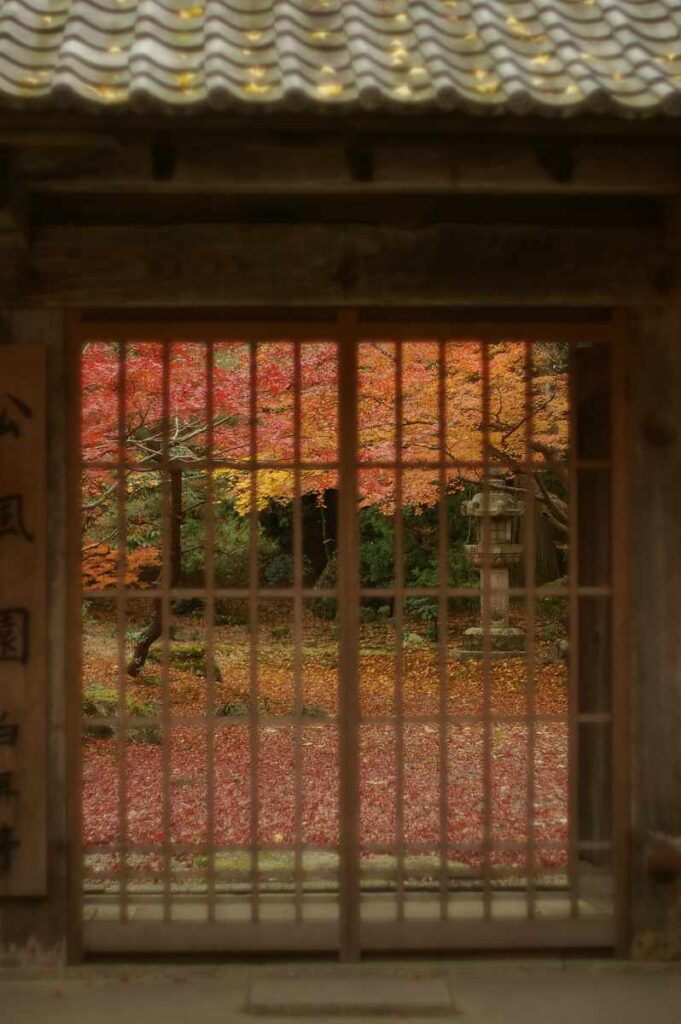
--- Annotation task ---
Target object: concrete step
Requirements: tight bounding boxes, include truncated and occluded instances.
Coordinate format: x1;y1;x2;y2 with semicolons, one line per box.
246;975;456;1017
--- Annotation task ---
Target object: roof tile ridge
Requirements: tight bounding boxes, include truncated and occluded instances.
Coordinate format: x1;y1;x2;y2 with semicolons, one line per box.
344;0;422;107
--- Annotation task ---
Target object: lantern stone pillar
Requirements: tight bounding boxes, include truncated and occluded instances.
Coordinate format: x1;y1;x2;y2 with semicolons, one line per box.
456;474;525;659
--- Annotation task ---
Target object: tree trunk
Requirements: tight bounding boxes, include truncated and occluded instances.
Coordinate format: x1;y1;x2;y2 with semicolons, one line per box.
127;465;183;676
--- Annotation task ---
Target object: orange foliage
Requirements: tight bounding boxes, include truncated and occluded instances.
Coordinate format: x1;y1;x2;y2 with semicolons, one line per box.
81;338;568;512
82;544;161;589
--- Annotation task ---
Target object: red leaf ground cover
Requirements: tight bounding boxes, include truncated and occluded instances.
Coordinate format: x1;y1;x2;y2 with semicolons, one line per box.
84;723;566;868
82;615;569;877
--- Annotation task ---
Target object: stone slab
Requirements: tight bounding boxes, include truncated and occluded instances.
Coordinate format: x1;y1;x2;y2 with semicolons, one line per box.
246;976;456;1017
1;962;681;1024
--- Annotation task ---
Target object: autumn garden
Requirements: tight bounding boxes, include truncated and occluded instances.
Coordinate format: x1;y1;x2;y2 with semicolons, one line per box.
80;339;571;889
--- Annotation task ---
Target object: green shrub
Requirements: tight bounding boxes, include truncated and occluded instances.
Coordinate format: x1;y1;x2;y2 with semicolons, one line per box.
218;695;274;717
218;699;329;719
301;703;327;718
261;552;313;588
141;672;163;688
358;506;394;588
215;599;248;626
215;517;280;588
81;601;96;628
168;642;205;667
83;684;154;719
180;509;283;589
218;699;250;718
147;642;223;681
405;549;479;624
403;631;429;651
172;597;204;617
82;684;160;743
540;618;566;644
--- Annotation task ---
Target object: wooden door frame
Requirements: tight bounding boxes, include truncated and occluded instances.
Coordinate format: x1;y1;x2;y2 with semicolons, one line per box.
64;308;630;961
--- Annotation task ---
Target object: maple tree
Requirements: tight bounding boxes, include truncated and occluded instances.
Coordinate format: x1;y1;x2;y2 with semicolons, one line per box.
81;339;568;669
82;337;567;512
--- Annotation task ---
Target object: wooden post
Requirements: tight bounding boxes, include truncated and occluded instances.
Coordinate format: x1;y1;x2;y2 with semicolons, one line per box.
629;304;681;957
0;346;47;896
0;309;68;965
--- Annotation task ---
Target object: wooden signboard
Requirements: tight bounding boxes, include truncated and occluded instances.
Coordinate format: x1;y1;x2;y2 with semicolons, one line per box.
0;346;47;896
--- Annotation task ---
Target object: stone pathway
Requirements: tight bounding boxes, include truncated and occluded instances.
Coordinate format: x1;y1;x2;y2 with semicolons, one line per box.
1;960;681;1024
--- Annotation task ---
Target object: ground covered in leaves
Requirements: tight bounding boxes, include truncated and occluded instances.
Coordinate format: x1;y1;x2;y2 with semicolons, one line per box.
82;608;569;879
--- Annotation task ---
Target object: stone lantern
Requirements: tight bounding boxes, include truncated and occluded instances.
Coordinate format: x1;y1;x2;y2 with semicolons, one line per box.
457;471;525;658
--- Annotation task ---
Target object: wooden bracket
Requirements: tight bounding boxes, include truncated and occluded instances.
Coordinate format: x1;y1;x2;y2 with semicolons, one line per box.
647;837;681;884
346;144;374;183
652;196;681;294
0;147;29;245
151;139;177;182
534;140;575;184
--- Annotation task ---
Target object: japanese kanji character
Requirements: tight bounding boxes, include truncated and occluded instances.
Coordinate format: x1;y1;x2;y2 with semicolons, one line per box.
0;713;19;746
0;771;18;801
0;495;33;542
0;609;29;664
0;394;32;440
0;823;19;873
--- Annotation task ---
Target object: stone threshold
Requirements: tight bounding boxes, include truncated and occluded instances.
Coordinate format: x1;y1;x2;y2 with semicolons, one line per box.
246;975;457;1017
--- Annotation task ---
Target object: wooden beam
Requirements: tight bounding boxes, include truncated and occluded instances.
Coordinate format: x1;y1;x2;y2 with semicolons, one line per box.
0;221;673;307
14;139;681;197
1;110;681;142
26;193;663;232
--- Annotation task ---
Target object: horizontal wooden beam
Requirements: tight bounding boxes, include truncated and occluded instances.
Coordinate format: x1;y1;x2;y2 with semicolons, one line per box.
82;915;614;954
27;193;663;233
2;110;681;143
15;139;681;197
0;221;675;307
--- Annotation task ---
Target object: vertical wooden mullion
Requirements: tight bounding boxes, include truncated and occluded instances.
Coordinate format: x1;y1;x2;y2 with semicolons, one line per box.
67;319;84;961
567;343;580;918
610;318;630;956
394;340;405;922
293;339;304;923
205;341;216;923
160;341;172;923
523;340;537;919
115;340;129;923
437;337;449;921
248;340;260;923
481;340;493;920
338;310;360;962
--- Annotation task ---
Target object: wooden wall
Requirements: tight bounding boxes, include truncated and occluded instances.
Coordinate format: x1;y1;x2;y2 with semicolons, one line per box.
0;310;70;965
629;305;681;958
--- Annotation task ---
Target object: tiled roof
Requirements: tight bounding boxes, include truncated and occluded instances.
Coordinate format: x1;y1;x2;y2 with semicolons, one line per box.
1;1;681;116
